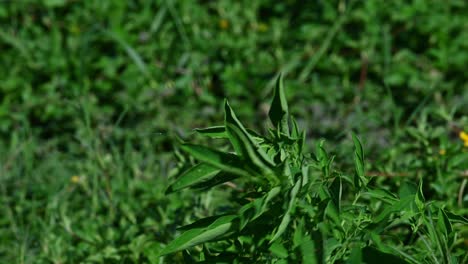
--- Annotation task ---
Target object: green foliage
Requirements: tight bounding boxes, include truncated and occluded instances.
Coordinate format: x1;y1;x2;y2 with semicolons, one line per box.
163;76;468;263
1;1;468;263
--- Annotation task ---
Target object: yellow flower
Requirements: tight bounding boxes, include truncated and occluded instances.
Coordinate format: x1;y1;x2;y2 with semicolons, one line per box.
439;149;446;155
71;175;81;184
68;24;81;35
459;131;468;147
257;22;268;32
219;19;229;30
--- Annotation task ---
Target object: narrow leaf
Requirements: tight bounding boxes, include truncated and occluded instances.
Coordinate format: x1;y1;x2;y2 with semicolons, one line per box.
226;123;275;173
271;179;301;242
191;172;239;191
195;125;266;143
238;186;281;230
159;215;238;256
179;143;249;177
224;100;276;173
177;214;231;231
166;163;221;194
268;73;290;135
415;180;425;212
374;196;414;223
352;133;367;188
194;126;228;138
437;209;453;239
352;132;364;161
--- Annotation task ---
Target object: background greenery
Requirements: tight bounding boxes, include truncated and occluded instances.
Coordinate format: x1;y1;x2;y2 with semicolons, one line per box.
0;0;467;263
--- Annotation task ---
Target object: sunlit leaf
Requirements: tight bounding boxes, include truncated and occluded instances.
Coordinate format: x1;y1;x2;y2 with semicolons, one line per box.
374;196;414;223
271;179;301;242
352;133;367;188
179;143;249;177
166;163;221;194
301;238;318;264
194;126;228;138
437;209;453;240
269;241;288;259
159;215;239;256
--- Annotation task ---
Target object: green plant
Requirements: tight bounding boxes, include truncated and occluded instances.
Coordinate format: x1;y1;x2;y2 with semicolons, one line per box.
1;1;468;263
162;75;467;263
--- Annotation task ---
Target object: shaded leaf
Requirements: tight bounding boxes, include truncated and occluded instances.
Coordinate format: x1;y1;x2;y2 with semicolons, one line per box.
362;246;409;264
191;172;239;191
269;73;290;135
238;186;281;230
444;211;468;224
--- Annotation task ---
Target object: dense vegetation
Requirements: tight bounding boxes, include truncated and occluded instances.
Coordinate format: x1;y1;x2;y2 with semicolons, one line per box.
0;1;467;263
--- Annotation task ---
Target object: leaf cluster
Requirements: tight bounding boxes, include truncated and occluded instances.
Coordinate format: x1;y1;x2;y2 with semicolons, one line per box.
163;76;468;263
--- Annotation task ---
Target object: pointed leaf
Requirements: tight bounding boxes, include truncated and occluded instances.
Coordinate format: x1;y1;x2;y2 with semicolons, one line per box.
159;215;238;256
290;116;300;138
444;211;468;224
437;209;453;239
352;132;364;161
293;218;305;248
269;73;290;135
415;180;425;212
374;196;414;223
238;186;281;230
195;126;266;143
177;214;231;231
166;163;221;194
269;241;289;259
364;187;398;203
191;172;239;191
352;133;367;188
301;238;317;264
271;179;301;242
224;100;276;174
226;123;275;173
194;126;228;138
179;143;249;177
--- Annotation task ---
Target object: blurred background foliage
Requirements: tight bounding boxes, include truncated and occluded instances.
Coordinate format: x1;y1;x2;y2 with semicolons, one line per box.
1;0;467;263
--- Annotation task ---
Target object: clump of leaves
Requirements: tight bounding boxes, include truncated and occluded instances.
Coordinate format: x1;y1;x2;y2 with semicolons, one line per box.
161;75;468;263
